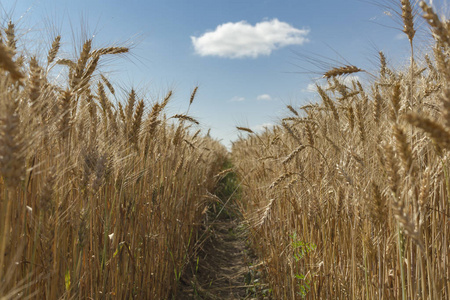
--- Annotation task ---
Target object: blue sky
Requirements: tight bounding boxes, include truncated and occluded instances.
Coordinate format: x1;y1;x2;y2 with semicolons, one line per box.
1;0;440;147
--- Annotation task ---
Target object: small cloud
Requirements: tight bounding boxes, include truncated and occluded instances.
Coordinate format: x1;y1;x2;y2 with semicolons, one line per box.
341;75;360;85
256;94;272;101
191;19;309;59
230;96;245;102
251;122;274;133
302;83;317;93
395;33;407;40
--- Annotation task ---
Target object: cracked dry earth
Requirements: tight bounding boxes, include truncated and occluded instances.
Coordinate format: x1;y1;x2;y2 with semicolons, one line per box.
177;211;266;300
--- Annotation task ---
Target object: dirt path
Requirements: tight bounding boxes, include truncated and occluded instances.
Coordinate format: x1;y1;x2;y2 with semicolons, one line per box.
177;164;269;299
177;203;268;300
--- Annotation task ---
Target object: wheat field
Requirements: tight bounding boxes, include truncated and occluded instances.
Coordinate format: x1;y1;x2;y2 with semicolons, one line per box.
0;1;449;299
232;1;450;299
0;22;227;298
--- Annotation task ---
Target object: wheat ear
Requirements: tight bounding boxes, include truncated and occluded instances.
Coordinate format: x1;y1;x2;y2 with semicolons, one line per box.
405;113;450;150
282;145;307;165
100;74;115;95
47;35;61;65
287;105;299;116
0;96;24;188
28;57;42;106
317;84;339;121
130;99;145;148
5;21;16;51
323;65;362;78
189;86;198;105
0;40;23;81
401;0;416;44
236;127;254;134
420;1;450;47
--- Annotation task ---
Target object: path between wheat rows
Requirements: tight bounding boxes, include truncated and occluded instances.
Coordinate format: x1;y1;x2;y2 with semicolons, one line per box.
177;205;266;300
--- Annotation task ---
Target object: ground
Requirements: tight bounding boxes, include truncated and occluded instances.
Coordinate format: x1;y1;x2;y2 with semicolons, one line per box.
176;196;269;299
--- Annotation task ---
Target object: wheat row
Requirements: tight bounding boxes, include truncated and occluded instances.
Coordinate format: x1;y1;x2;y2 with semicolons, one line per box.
232;1;450;299
0;25;227;298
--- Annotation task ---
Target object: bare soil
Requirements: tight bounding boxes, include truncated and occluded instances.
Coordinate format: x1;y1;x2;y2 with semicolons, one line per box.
177;208;267;300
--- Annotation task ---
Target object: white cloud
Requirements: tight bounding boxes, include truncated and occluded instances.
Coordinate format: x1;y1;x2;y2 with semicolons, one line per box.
256;94;272;101
395;33;407;40
191;19;310;59
302;83;317;93
341;75;360;86
230;96;245;102
251;123;274;133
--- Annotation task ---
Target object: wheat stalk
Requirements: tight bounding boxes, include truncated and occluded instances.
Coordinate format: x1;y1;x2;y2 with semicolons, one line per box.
28;57;42;106
286;105;299;116
0;40;23;81
393;124;414;174
356;103;365;143
130;99;144;148
189;86;198;106
5;21;16;51
282;145;307;165
91;46;129;56
305;123;315;146
323;65;362;78
236;126;254;133
269;172;296;189
405;113;450;150
0;97;24;188
440;87;450;130
171;114;199;125
47;35;61;65
390;83;402;121
255;198;275;227
71;39;92;89
58;90;72;140
420;1;450;47
100;74;115;95
56;58;76;69
317;84;339;121
401;0;416;44
125;89;137;127
379;51;387;78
